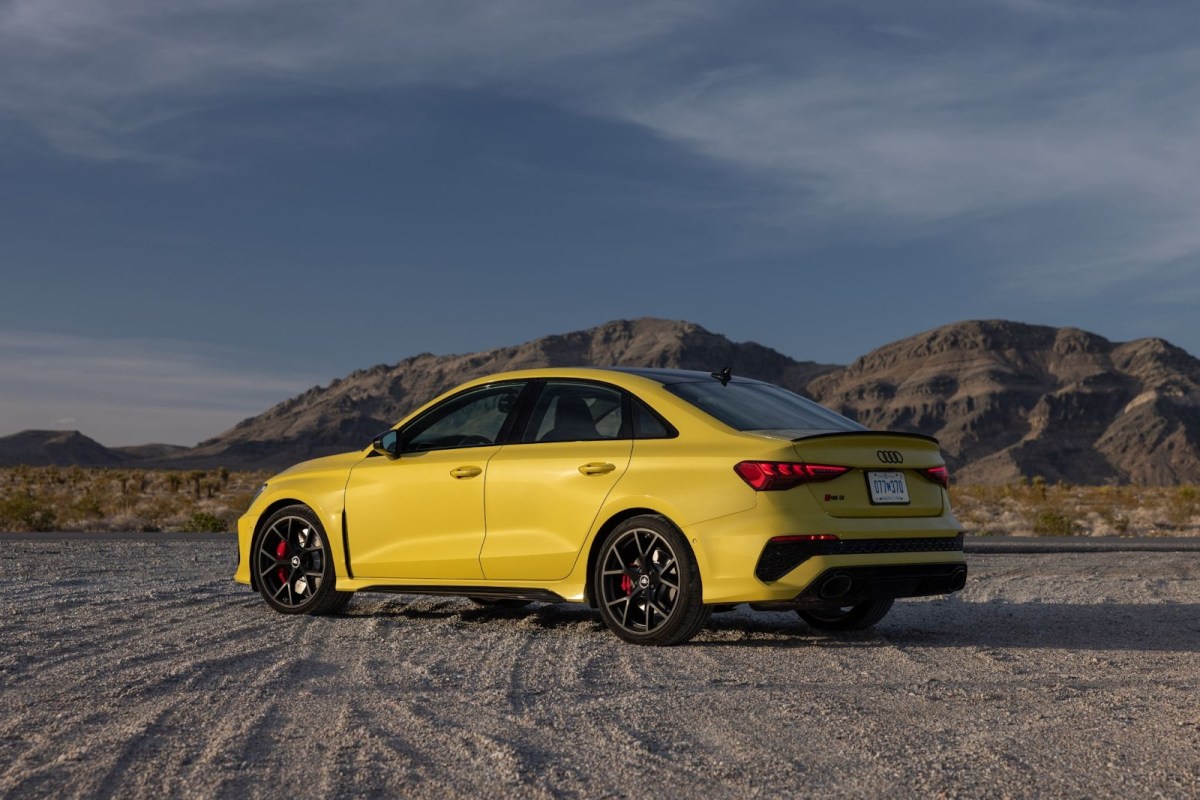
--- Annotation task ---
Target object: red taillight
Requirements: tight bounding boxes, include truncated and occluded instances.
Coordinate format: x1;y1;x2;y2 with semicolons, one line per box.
921;465;950;487
734;461;851;491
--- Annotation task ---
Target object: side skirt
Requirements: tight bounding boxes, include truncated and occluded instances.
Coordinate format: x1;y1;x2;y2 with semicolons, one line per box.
354;585;568;603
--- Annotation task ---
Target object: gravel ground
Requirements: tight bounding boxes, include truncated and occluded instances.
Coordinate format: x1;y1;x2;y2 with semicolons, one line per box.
1;539;1197;799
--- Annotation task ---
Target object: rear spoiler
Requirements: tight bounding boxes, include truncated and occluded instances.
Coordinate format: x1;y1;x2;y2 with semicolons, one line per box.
790;430;941;446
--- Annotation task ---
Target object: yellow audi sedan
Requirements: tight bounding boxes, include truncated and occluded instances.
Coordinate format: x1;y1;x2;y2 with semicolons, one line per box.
234;367;966;645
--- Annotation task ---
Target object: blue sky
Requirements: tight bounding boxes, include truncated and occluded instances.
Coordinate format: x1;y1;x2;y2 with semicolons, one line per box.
2;0;1199;446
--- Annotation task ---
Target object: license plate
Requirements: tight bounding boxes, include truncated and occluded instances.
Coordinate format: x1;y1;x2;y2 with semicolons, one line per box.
867;471;910;504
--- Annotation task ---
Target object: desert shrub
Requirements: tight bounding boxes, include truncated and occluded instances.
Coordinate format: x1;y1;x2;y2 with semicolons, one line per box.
181;512;229;533
226;491;255;514
1031;476;1047;500
1033;509;1081;537
71;491;105;520
1167;486;1199;525
0;492;57;532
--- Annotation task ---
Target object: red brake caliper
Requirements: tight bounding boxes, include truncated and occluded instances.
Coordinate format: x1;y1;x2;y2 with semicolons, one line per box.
620;575;632;595
276;540;288;585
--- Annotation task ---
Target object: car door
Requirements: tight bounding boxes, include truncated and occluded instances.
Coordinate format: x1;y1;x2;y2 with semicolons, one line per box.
481;380;632;581
345;381;527;580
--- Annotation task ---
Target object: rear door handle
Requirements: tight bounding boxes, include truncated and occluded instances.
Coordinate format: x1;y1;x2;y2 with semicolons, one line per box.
578;462;616;475
450;466;483;479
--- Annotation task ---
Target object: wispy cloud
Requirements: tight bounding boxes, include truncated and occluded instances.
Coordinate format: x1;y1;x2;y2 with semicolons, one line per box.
0;331;319;445
3;1;1199;289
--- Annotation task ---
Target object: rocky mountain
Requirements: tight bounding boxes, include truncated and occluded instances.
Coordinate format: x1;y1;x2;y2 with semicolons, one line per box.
3;318;1198;484
806;320;1200;485
171;318;838;469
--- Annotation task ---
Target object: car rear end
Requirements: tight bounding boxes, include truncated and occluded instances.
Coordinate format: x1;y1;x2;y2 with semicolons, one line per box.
650;375;967;606
745;431;966;604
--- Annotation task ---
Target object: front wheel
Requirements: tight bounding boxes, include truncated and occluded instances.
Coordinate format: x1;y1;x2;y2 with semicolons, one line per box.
594;515;711;645
252;505;352;615
797;598;894;631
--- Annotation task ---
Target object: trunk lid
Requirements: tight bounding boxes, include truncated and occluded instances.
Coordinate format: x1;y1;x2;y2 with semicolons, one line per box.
790;431;946;518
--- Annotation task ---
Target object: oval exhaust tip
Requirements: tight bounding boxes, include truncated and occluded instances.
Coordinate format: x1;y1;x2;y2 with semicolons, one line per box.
950;567;968;591
819;573;853;600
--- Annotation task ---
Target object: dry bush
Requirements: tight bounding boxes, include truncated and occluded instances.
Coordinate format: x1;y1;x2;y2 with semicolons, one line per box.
951;481;1200;537
2;467;1198;537
0;467;269;533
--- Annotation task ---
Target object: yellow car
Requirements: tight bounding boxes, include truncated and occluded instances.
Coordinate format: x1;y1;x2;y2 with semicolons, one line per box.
234;367;966;645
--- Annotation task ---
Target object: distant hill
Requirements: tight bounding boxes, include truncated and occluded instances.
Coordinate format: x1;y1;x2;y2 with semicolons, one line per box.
0;430;130;467
3;318;1199;484
112;443;190;460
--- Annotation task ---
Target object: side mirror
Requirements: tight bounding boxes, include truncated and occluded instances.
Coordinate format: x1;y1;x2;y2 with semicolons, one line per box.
371;430;400;459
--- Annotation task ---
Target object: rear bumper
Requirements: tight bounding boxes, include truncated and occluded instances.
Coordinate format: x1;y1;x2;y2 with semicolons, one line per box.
755;533;965;582
684;504;966;604
791;562;968;609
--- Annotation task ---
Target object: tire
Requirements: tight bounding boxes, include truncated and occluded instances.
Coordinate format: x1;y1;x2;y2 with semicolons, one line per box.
593;515;711;645
252;504;352;615
797;598;894;631
468;597;531;609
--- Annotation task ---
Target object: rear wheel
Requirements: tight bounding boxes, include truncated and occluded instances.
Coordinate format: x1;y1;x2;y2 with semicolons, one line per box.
252;505;352;615
594;515;711;645
798;598;894;631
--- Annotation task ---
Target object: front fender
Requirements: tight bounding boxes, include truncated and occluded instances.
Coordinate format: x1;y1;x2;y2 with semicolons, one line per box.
233;451;363;586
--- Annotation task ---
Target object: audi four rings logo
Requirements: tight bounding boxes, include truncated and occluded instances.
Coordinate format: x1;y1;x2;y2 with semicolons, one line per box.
876;450;904;464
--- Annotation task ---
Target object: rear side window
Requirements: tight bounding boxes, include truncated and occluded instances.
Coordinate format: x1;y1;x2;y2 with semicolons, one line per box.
632;398;675;439
665;381;864;433
523;382;629;443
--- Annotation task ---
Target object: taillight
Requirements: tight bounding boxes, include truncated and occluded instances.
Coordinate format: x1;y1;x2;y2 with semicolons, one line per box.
734;461;851;491
920;465;950;487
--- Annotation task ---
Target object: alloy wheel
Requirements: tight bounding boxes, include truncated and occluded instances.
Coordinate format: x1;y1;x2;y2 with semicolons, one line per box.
598;526;682;635
255;515;327;610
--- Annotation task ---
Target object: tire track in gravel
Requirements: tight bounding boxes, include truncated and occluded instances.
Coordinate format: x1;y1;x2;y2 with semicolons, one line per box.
3;543;1198;798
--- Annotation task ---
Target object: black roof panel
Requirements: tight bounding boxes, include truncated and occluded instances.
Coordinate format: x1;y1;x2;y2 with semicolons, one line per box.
600;367;767;385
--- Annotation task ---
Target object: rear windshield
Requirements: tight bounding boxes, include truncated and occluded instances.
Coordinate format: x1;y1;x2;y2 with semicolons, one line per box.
666;381;866;433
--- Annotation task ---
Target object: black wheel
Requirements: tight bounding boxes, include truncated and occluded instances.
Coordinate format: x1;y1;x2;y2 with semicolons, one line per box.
798;598;894;631
468;597;531;609
594;515;711;645
252;505;352;615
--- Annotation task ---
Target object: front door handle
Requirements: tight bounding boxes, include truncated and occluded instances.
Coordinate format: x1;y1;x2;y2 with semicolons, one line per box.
450;466;483;479
578;462;616;476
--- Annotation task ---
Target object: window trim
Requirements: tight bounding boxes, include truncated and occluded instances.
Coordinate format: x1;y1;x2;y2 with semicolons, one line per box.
395;380;535;454
518;379;633;444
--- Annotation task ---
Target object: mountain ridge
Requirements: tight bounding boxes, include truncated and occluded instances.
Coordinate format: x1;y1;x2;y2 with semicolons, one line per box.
4;317;1199;484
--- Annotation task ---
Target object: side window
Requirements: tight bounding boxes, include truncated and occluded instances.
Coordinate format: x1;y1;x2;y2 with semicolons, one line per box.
523;382;628;443
632;397;675;439
402;383;526;452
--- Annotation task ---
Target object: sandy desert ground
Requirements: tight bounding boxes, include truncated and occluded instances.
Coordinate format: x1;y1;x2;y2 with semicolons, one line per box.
1;537;1198;798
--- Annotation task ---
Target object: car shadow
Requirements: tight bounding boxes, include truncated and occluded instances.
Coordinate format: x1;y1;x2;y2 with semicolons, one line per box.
702;599;1200;652
906;599;1200;653
345;596;1200;652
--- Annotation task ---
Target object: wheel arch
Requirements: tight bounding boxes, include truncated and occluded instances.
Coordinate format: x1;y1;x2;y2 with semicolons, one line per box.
248;497;323;590
583;507;692;607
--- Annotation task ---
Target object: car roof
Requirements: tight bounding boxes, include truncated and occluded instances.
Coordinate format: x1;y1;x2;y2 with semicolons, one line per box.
447;366;770;394
600;367;768;385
